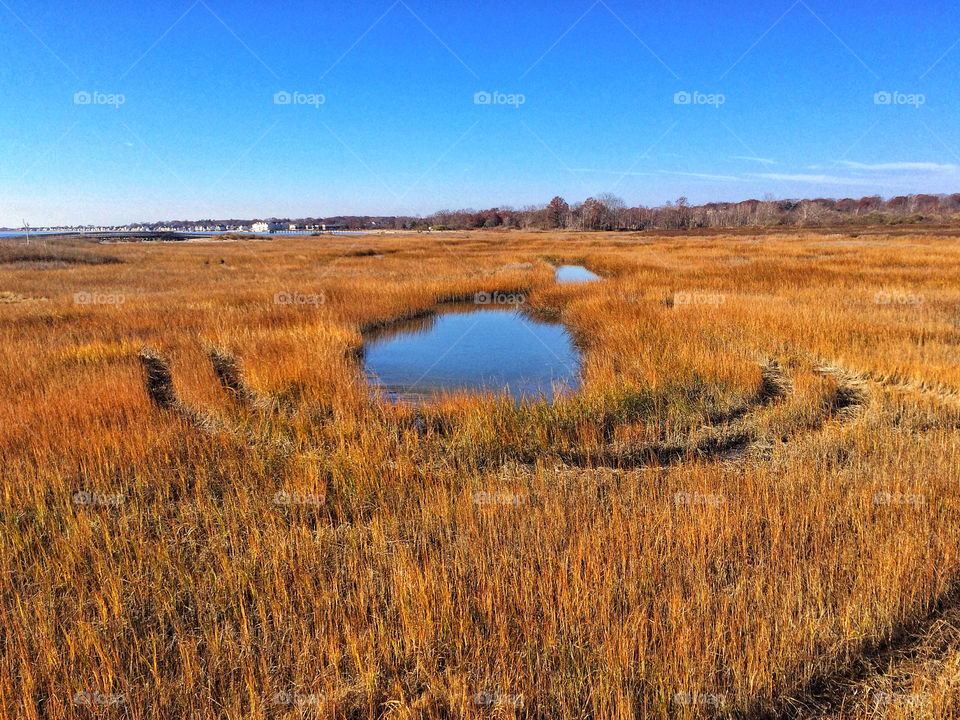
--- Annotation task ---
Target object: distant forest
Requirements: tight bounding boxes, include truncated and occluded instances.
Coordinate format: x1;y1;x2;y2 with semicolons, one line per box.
153;192;960;232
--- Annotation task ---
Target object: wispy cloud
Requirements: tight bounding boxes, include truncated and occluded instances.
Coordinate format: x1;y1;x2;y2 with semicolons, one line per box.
836;161;957;172
753;173;872;185
572;162;955;187
730;155;776;166
571;168;743;181
662;170;743;182
570;168;658;177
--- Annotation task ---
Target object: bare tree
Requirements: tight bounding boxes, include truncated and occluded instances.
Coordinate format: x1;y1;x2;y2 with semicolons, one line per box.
546;196;570;229
596;193;626;230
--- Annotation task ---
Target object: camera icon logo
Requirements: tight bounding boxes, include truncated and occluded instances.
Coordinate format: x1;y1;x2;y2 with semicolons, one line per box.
874;291;892;305
74;91;91;105
674;291;691;305
474;91;492;105
673;91;691;105
274;91;291;105
474;291;491;304
874;91;892;105
273;490;291;505
474;692;494;705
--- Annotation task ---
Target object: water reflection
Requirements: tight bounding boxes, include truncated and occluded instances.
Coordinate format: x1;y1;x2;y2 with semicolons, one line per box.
555;265;601;283
363;304;581;404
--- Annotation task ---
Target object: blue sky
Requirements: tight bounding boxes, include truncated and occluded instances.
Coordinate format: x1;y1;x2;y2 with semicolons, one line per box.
1;0;959;225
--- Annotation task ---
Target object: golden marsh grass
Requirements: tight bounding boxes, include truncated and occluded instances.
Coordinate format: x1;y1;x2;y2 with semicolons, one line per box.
1;230;959;718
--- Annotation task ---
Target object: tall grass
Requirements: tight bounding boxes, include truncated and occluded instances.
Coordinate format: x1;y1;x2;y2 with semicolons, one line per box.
1;231;958;718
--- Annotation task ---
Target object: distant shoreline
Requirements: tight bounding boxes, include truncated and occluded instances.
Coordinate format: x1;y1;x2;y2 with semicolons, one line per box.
0;230;367;242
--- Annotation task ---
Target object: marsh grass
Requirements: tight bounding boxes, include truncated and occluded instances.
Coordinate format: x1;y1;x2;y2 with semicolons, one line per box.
0;239;122;266
1;230;959;718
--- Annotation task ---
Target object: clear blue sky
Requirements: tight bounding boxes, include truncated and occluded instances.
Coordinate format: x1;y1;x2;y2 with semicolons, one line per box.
2;0;959;225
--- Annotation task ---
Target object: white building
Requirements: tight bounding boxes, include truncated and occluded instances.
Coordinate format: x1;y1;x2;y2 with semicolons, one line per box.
252;220;308;233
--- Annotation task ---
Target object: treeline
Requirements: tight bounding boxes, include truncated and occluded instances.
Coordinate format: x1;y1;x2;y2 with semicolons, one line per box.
422;193;960;231
147;192;960;232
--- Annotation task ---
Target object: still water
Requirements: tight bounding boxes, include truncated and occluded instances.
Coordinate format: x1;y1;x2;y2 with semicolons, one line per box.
555;265;601;283
363;305;581;403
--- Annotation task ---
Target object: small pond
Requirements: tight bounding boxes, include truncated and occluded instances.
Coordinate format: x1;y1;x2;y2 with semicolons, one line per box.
556;265;601;283
363;304;581;403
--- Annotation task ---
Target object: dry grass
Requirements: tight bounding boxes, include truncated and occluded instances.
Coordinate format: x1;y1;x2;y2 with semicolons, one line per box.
0;238;122;267
1;230;959;718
